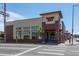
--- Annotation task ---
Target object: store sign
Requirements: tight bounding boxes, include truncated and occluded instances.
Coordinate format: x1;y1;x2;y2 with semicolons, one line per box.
46;17;55;24
46;17;54;21
46;21;55;24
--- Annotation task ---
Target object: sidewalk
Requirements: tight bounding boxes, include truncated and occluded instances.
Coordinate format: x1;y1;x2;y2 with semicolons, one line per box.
58;39;79;46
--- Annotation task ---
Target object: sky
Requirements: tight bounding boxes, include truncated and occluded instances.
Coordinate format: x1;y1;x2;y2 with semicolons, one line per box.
0;3;79;34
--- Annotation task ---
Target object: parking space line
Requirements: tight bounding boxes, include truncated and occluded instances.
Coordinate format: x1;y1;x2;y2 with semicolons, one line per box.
15;46;42;56
38;52;64;56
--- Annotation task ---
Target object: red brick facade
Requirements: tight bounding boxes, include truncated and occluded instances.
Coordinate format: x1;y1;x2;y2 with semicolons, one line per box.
6;25;16;43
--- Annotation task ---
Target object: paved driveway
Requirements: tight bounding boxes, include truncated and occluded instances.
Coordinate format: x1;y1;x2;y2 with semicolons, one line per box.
0;43;79;56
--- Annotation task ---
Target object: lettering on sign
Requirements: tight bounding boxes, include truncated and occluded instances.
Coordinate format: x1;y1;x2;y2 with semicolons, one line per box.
46;16;55;24
46;17;54;21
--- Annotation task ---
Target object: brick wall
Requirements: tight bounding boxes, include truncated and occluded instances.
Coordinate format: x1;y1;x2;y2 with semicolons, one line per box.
6;25;16;43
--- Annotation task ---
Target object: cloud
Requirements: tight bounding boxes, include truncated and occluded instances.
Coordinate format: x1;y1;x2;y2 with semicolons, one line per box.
6;11;26;21
0;11;26;31
0;24;4;31
0;11;26;22
74;32;79;34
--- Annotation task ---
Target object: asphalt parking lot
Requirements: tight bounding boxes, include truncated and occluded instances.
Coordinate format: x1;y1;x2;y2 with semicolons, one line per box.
0;43;79;56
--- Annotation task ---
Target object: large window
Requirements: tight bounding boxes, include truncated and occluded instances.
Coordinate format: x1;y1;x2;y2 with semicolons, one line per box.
16;27;22;39
23;27;30;39
31;26;39;39
23;27;30;30
31;26;39;32
16;27;21;30
16;31;21;39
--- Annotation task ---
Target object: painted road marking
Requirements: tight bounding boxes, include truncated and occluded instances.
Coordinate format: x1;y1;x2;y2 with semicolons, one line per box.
38;52;64;56
0;44;38;46
0;54;12;56
43;49;65;52
15;46;42;56
70;50;79;53
0;47;30;50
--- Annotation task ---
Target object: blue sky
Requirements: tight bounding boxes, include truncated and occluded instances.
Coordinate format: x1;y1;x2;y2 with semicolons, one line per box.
0;3;79;34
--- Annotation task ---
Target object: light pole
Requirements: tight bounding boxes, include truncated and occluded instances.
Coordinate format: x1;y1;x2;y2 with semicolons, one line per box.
71;4;79;45
71;4;74;45
4;3;7;43
0;3;9;43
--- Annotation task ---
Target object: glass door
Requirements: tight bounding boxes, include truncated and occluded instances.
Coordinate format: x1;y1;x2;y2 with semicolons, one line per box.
47;31;56;44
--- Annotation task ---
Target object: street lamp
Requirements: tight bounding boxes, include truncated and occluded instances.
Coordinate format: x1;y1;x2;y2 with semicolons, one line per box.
71;4;79;45
4;3;7;43
0;3;9;43
71;4;74;45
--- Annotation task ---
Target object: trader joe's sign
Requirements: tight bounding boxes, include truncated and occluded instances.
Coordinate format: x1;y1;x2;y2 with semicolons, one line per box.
46;16;55;24
46;17;54;21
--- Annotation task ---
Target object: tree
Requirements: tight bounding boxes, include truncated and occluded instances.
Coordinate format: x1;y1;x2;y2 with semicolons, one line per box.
37;27;45;39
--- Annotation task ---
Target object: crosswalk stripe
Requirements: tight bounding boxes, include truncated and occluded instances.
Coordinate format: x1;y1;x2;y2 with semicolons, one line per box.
0;44;38;46
43;49;65;52
0;54;12;56
70;50;79;52
0;47;29;50
15;46;42;56
38;52;64;55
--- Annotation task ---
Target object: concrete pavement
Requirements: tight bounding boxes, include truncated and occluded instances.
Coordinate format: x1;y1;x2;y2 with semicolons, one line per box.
0;43;79;56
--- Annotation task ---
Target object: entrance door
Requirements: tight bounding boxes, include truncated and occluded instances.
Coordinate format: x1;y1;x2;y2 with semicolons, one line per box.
46;31;56;44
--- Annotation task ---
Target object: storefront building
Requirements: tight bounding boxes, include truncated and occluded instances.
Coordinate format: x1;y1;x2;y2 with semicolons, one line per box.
5;11;67;44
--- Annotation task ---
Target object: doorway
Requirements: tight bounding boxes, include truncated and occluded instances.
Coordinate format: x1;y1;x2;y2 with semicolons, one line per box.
45;31;56;44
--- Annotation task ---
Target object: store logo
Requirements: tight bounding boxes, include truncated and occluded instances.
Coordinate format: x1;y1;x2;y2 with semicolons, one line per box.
46;17;54;21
